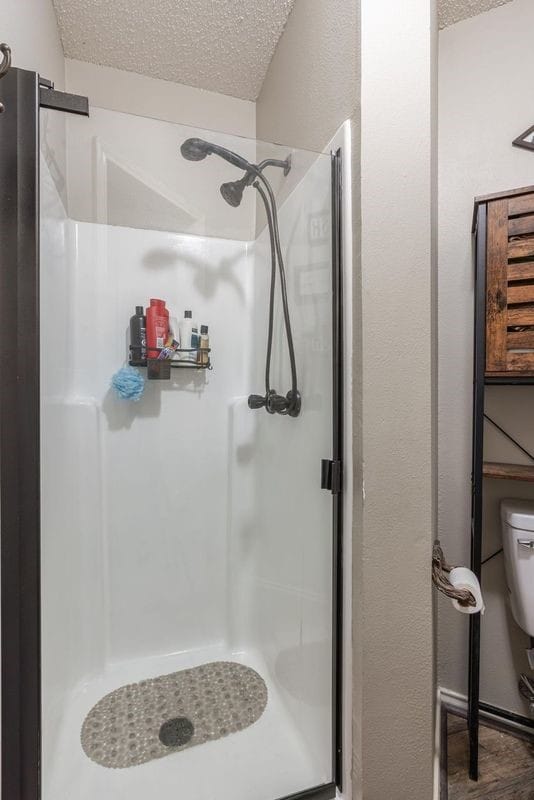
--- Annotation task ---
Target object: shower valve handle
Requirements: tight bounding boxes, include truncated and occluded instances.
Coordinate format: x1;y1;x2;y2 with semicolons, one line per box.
247;391;289;413
248;390;301;416
268;393;290;413
248;394;266;410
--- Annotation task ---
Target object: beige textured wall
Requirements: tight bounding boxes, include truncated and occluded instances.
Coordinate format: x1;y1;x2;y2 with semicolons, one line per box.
256;0;359;154
258;0;436;797
65;59;256;138
438;0;534;718
359;0;436;797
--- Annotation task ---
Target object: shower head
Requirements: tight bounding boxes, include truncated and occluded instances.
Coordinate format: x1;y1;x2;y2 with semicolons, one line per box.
180;137;252;172
181;139;293;211
220;175;249;208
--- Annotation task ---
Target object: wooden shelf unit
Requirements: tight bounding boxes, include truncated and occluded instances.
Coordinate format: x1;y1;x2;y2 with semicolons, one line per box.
468;185;534;782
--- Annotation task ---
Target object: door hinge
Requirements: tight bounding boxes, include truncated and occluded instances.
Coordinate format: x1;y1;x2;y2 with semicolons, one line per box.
321;459;342;494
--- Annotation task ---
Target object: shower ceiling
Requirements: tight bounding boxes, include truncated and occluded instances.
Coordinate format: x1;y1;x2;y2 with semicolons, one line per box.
51;0;514;98
51;0;295;101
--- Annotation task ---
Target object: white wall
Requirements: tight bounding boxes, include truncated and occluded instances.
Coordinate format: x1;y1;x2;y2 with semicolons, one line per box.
438;0;534;717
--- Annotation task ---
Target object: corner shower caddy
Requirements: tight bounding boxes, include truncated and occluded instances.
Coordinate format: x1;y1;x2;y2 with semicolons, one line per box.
129;346;212;379
469;185;534;781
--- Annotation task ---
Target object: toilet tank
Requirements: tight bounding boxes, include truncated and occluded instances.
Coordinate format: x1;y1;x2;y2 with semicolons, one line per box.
501;499;534;638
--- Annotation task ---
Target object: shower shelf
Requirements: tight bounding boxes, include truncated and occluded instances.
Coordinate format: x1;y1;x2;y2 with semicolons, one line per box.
483;461;534;482
129;346;211;380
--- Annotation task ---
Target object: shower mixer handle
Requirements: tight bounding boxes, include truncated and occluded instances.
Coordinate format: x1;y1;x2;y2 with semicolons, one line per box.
248;393;267;410
268;392;290;414
247;391;286;414
247;390;301;417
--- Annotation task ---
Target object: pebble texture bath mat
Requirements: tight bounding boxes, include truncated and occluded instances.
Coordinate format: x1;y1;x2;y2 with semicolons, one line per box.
81;661;268;768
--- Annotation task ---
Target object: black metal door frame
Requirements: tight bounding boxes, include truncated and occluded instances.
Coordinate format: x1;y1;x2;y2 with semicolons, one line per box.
331;148;344;791
0;67;41;800
0;67;344;800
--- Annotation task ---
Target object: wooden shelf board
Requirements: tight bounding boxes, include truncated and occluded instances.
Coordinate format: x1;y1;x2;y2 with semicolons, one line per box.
485;374;534;384
483;462;534;482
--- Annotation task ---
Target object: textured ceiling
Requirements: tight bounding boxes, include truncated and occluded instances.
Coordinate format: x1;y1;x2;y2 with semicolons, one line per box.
52;0;295;101
439;0;515;29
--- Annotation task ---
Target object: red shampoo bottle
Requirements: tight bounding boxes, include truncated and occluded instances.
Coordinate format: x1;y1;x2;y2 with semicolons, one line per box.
146;299;169;359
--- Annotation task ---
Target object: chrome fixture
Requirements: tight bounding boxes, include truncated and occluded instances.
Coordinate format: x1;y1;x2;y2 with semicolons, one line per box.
518;540;534;550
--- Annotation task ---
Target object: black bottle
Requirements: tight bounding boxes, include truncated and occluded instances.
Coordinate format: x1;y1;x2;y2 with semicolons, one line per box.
129;305;147;365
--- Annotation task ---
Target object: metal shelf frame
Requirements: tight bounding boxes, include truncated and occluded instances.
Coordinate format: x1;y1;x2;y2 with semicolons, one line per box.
469;191;534;781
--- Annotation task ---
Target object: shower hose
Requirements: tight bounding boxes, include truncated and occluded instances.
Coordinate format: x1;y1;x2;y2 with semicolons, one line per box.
247;172;301;418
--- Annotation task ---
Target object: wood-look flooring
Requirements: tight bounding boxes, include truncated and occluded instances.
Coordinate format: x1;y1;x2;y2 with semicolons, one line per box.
447;714;534;799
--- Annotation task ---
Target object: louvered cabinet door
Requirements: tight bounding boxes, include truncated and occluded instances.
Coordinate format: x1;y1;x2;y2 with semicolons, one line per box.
486;192;534;375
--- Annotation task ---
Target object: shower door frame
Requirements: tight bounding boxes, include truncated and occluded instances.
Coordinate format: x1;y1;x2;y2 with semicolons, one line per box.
0;66;344;800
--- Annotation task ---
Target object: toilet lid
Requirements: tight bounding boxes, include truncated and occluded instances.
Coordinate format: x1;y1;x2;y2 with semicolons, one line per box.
501;498;534;532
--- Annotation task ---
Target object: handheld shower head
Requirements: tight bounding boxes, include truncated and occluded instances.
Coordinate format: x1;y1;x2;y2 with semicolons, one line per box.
180;138;211;161
180;137;252;172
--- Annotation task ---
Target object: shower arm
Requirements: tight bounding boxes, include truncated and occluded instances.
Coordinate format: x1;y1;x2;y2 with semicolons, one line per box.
240;157;291;187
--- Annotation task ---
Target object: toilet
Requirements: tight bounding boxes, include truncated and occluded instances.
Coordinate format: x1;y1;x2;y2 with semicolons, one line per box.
501;499;534;637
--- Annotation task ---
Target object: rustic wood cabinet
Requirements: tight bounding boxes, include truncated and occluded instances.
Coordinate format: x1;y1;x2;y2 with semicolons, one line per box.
483;186;534;376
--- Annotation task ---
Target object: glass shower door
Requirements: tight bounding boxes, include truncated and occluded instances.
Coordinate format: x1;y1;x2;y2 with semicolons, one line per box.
37;100;339;800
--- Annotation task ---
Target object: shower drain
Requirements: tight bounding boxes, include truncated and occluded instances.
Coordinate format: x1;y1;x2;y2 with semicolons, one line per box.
81;661;268;769
159;716;194;747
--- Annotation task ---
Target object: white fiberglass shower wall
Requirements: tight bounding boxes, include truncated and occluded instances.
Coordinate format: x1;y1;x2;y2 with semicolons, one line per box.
40;104;335;800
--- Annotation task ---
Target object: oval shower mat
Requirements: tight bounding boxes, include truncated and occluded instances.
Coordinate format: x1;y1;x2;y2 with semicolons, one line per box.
81;661;268;768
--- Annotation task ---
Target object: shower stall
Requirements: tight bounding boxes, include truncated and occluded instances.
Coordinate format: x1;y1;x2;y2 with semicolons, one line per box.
0;68;344;800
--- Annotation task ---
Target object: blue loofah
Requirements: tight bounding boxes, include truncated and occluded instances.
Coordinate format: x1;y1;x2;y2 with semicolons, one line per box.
111;365;145;401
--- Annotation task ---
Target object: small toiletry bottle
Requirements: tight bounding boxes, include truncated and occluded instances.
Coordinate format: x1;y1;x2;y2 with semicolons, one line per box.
129;305;146;364
170;316;181;360
198;325;209;365
190;321;199;363
146;299;169;359
178;310;193;362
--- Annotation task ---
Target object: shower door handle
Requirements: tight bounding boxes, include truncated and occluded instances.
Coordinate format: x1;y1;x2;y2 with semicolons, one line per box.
321;459;342;494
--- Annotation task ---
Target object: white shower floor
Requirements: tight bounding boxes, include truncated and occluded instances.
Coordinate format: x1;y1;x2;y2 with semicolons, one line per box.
43;645;327;800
